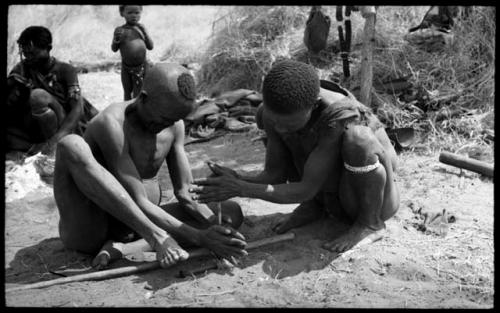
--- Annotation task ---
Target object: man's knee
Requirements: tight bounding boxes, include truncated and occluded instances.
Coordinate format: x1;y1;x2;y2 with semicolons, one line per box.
29;88;53;115
342;125;380;167
222;200;244;229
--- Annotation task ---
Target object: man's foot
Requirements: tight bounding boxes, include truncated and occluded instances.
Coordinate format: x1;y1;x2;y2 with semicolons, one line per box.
272;203;323;234
91;240;124;270
322;223;385;253
153;235;189;268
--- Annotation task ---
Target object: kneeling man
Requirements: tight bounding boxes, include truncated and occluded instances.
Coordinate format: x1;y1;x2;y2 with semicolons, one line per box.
191;60;399;253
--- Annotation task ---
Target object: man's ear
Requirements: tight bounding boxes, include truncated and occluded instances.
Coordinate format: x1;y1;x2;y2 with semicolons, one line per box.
314;97;322;108
139;90;148;101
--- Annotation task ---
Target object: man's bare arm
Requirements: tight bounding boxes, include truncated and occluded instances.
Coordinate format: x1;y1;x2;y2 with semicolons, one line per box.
229;123;292;185
49;94;83;144
136;24;154;50
94;115;203;246
193;134;340;204
241;137;338;203
111;27;122;52
166;120;215;226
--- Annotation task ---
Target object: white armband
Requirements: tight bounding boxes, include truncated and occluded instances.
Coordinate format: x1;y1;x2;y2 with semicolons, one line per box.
344;157;380;174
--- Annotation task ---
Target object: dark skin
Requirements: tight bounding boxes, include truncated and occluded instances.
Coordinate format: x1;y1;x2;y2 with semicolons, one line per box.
54;65;247;269
112;5;154;67
10;44;83;155
112;6;154;101
190;102;339;204
190;88;400;253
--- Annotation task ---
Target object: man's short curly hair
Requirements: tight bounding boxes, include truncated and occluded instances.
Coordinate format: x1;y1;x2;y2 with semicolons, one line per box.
17;26;52;50
262;59;320;114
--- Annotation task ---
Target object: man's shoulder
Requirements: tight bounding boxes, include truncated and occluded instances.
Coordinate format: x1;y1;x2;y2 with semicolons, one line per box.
85;105;125;143
320;95;363;119
119;24;135;31
9;62;24;74
319;87;348;105
51;58;76;72
7;62;27;84
92;103;125;128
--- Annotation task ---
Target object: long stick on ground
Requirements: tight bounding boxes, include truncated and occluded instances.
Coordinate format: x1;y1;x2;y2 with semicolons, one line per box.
439;151;494;178
6;232;295;292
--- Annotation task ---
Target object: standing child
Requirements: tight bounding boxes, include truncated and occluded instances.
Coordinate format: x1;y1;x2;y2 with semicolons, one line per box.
112;5;154;100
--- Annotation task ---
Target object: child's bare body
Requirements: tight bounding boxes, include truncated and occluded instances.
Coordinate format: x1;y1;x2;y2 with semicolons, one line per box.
112;5;153;100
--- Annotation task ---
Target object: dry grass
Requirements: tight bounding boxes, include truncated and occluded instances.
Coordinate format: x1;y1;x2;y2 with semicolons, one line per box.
196;6;308;95
378;7;494;156
197;6;494;156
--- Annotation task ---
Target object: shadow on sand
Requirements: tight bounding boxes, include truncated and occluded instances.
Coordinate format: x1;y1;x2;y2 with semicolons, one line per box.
6;211;352;293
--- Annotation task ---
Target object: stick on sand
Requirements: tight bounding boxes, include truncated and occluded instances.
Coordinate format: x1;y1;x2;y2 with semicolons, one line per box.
6;232;295;292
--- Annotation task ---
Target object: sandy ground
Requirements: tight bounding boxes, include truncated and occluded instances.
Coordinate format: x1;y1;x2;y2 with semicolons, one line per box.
4;72;494;308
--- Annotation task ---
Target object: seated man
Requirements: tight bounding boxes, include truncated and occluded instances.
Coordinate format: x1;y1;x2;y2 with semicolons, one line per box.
6;26;98;156
53;62;247;269
190;59;400;253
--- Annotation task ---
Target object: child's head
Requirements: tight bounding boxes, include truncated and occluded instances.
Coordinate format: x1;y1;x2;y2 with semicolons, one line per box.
119;5;143;24
261;59;320;133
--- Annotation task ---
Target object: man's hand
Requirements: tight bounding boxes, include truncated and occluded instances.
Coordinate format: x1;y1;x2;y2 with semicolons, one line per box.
207;161;240;179
27;140;56;157
207;213;233;226
271;215;297;234
190;175;243;203
199;225;247;261
190;161;243;203
153;234;189;268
